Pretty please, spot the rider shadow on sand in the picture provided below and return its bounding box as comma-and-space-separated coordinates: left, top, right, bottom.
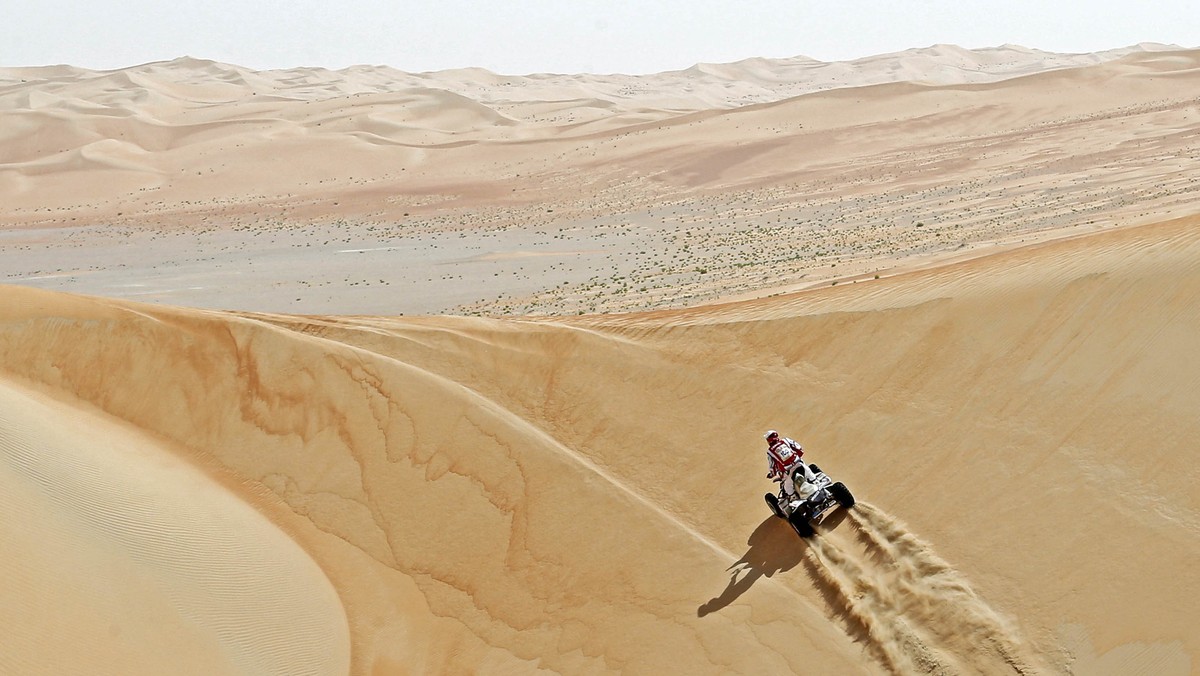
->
697, 508, 853, 618
697, 516, 807, 617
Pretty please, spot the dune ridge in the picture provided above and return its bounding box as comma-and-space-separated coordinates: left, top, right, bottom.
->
3, 42, 1175, 115
0, 287, 866, 673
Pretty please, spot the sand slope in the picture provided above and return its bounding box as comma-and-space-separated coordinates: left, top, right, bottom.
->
0, 377, 349, 675
2, 212, 1197, 673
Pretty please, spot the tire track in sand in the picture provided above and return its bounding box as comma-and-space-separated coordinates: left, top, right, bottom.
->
804, 502, 1050, 675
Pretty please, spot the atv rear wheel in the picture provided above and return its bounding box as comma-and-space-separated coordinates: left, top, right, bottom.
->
764, 492, 785, 519
830, 482, 855, 508
788, 511, 815, 538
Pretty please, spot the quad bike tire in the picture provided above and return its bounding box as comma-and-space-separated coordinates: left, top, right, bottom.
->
830, 481, 855, 508
764, 492, 785, 519
808, 463, 822, 474
788, 511, 815, 538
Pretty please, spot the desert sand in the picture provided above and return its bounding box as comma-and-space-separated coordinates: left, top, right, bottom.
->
1, 45, 1198, 674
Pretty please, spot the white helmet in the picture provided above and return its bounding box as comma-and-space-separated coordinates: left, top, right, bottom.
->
764, 430, 779, 441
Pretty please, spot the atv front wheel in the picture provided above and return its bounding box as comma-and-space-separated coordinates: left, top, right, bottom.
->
830, 482, 855, 508
764, 492, 785, 519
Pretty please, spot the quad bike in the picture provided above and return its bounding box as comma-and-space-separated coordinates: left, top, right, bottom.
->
764, 464, 855, 538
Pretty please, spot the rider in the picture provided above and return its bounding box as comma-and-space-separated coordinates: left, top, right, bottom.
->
765, 430, 806, 501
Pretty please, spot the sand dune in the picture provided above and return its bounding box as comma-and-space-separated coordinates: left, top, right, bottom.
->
2, 210, 1198, 673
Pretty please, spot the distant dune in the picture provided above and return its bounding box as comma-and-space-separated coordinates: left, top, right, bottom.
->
1, 44, 1198, 674
3, 44, 1198, 316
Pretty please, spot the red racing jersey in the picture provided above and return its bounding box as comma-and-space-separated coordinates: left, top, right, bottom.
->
767, 438, 804, 475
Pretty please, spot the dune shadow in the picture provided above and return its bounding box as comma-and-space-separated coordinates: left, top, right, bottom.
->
697, 516, 806, 617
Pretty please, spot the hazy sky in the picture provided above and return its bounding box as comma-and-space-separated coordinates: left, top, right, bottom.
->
3, 0, 1197, 74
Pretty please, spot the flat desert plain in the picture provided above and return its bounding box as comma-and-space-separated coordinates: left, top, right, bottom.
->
1, 45, 1198, 674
